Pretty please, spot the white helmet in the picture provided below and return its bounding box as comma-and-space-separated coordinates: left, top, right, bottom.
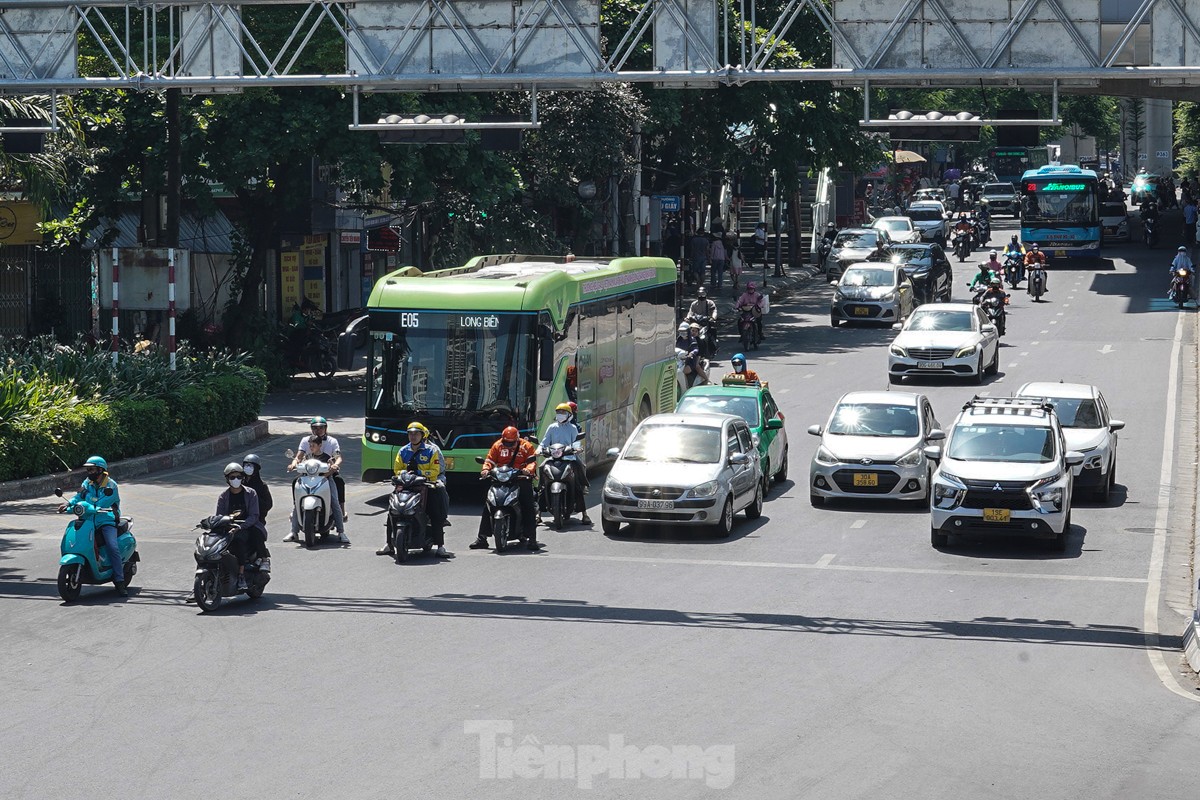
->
678, 322, 690, 334
223, 462, 244, 477
989, 250, 997, 257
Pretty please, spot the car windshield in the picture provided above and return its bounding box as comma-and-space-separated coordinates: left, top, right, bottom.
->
842, 268, 895, 288
875, 219, 911, 232
1023, 181, 1097, 223
891, 248, 930, 264
906, 309, 974, 331
621, 424, 723, 464
1044, 397, 1101, 428
835, 232, 876, 248
907, 208, 943, 221
947, 424, 1056, 463
983, 183, 1014, 195
828, 403, 920, 437
676, 395, 761, 427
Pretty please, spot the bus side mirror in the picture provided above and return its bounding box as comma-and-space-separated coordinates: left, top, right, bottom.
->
337, 332, 356, 372
539, 336, 556, 382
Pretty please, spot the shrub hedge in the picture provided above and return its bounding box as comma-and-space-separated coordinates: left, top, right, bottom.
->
0, 337, 268, 482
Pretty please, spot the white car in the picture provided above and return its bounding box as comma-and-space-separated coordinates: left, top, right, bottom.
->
1100, 201, 1131, 242
1015, 382, 1125, 501
913, 188, 947, 205
906, 201, 950, 244
830, 262, 915, 327
601, 413, 764, 537
927, 396, 1084, 551
807, 391, 944, 506
871, 216, 923, 244
887, 303, 1000, 384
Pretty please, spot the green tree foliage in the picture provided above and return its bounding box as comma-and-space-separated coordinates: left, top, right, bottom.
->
1175, 102, 1200, 178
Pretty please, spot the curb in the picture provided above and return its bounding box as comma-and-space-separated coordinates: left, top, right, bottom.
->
0, 420, 270, 504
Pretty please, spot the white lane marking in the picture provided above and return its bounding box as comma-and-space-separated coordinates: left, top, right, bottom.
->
1031, 341, 1040, 345
1056, 312, 1064, 316
538, 553, 1147, 584
1050, 320, 1058, 325
803, 373, 814, 379
1009, 363, 1019, 368
1063, 303, 1071, 308
850, 520, 866, 529
1099, 344, 1114, 355
776, 388, 791, 394
815, 553, 836, 567
1021, 352, 1030, 356
1040, 330, 1049, 334
1143, 311, 1199, 701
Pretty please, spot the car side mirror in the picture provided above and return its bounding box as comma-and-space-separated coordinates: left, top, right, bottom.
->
475, 456, 486, 464
766, 418, 783, 431
1065, 451, 1085, 468
53, 487, 63, 497
922, 445, 942, 462
606, 447, 621, 459
729, 452, 750, 466
807, 424, 822, 436
927, 428, 946, 441
285, 449, 295, 459
1109, 420, 1125, 432
981, 324, 997, 334
829, 280, 839, 287
526, 435, 539, 445
891, 322, 903, 330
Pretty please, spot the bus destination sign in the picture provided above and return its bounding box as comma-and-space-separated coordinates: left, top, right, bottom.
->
1028, 181, 1087, 192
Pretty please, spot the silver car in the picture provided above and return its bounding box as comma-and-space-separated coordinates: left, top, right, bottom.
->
602, 413, 764, 537
830, 262, 915, 327
1015, 382, 1125, 502
807, 391, 944, 506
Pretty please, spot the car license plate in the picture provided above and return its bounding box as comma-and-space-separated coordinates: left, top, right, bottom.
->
983, 508, 1011, 523
853, 473, 878, 487
853, 307, 871, 316
917, 361, 943, 370
1055, 249, 1067, 258
637, 500, 675, 510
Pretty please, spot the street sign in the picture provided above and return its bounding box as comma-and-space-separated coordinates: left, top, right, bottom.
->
1156, 150, 1170, 159
655, 195, 681, 212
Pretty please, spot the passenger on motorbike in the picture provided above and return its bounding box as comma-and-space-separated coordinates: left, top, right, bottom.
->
675, 322, 709, 386
241, 454, 273, 524
1023, 244, 1049, 292
378, 422, 450, 557
471, 427, 540, 551
725, 353, 761, 385
59, 455, 127, 595
735, 282, 767, 341
288, 416, 347, 522
539, 403, 591, 525
216, 462, 271, 589
283, 435, 347, 543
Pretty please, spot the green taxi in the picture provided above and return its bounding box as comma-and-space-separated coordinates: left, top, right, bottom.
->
675, 377, 789, 493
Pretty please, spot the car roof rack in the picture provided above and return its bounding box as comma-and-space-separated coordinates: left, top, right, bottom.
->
962, 395, 1056, 416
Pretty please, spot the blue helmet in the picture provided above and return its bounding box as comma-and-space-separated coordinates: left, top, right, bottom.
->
83, 455, 108, 470
731, 353, 747, 370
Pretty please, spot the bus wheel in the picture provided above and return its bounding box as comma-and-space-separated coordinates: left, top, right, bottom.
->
638, 396, 652, 421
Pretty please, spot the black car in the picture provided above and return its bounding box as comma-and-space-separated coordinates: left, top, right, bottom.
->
825, 228, 891, 279
888, 243, 953, 305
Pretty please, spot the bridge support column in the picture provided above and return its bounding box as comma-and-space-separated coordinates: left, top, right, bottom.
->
1145, 99, 1174, 177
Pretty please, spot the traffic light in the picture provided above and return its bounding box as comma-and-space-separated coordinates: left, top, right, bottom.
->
377, 114, 466, 144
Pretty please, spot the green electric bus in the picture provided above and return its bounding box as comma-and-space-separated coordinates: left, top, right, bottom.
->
361, 254, 680, 481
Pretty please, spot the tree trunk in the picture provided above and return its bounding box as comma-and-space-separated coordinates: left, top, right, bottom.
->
226, 188, 278, 346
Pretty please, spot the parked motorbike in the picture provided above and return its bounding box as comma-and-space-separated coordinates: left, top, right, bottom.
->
736, 303, 761, 350
538, 434, 586, 531
286, 322, 337, 379
386, 470, 434, 563
476, 459, 530, 552
1169, 267, 1193, 309
192, 513, 270, 612
1027, 264, 1047, 302
53, 488, 139, 601
286, 450, 337, 547
685, 314, 719, 359
953, 231, 972, 262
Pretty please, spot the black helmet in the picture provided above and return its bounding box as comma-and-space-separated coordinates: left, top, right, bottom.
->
242, 454, 262, 467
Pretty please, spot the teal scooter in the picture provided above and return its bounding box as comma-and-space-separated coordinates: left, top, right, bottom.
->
53, 488, 140, 601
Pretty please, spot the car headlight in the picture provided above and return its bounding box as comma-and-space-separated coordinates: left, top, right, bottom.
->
815, 446, 839, 466
1083, 455, 1103, 470
954, 344, 978, 358
1030, 473, 1066, 512
833, 290, 846, 301
889, 344, 907, 357
879, 292, 896, 303
689, 481, 719, 498
932, 482, 965, 509
603, 477, 627, 497
896, 448, 923, 467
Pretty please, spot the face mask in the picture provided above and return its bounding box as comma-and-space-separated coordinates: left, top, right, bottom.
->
555, 413, 569, 423
243, 464, 256, 475
228, 478, 243, 489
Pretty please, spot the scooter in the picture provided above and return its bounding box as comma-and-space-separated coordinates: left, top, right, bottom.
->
1027, 264, 1047, 302
287, 450, 336, 547
386, 470, 434, 563
538, 434, 586, 531
685, 314, 719, 359
737, 304, 760, 350
980, 293, 1007, 336
192, 513, 270, 612
675, 347, 711, 390
1003, 253, 1024, 287
476, 459, 531, 552
53, 488, 139, 601
953, 231, 972, 261
1143, 214, 1159, 247
1169, 267, 1193, 308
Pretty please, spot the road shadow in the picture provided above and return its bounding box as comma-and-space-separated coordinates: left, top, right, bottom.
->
933, 521, 1088, 560
603, 513, 772, 545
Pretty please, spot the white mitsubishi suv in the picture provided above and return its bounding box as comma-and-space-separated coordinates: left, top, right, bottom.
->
925, 396, 1084, 551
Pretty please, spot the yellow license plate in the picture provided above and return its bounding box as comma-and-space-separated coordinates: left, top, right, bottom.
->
1055, 249, 1067, 258
983, 508, 1011, 523
853, 473, 878, 487
853, 307, 871, 316
444, 456, 455, 470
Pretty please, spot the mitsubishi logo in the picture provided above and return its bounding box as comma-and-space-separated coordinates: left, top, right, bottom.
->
992, 483, 1003, 491
860, 458, 873, 466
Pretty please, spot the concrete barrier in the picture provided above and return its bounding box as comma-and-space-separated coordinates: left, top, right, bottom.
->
0, 419, 270, 503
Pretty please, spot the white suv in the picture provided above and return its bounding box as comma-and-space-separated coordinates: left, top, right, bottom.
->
926, 396, 1084, 551
1015, 382, 1124, 502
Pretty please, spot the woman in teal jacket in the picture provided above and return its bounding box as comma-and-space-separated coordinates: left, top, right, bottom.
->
60, 455, 127, 594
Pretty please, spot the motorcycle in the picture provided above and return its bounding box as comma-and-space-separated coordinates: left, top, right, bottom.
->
675, 346, 711, 389
286, 322, 337, 379
685, 314, 718, 359
817, 235, 835, 271
386, 470, 434, 563
476, 459, 531, 552
1169, 267, 1193, 308
980, 293, 1007, 336
53, 488, 139, 601
1143, 214, 1159, 247
191, 513, 270, 612
953, 230, 972, 261
538, 434, 586, 531
1027, 263, 1047, 302
737, 303, 761, 350
287, 450, 337, 547
1003, 253, 1024, 287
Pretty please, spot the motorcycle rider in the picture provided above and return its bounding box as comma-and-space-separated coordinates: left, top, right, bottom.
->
969, 259, 1002, 292
979, 278, 1008, 331
287, 416, 347, 522
216, 462, 271, 590
1003, 235, 1026, 284
725, 353, 761, 385
470, 426, 540, 551
283, 434, 348, 544
985, 249, 1004, 280
675, 322, 709, 386
241, 454, 273, 524
1023, 243, 1049, 293
687, 287, 719, 355
735, 281, 767, 342
59, 455, 127, 596
538, 402, 592, 525
379, 422, 451, 558
1170, 245, 1195, 298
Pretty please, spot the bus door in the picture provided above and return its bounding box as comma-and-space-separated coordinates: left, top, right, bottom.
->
577, 297, 619, 459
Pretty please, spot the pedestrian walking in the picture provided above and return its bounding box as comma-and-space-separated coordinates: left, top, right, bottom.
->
1186, 197, 1199, 246
687, 229, 709, 285
709, 235, 727, 290
752, 222, 768, 271
728, 240, 744, 291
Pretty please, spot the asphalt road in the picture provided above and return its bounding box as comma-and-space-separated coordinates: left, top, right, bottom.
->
3, 218, 1200, 799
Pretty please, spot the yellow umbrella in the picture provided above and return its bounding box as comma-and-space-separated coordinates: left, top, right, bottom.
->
892, 149, 926, 164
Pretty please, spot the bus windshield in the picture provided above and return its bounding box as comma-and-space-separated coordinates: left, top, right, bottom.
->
1023, 181, 1097, 224
367, 313, 535, 420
